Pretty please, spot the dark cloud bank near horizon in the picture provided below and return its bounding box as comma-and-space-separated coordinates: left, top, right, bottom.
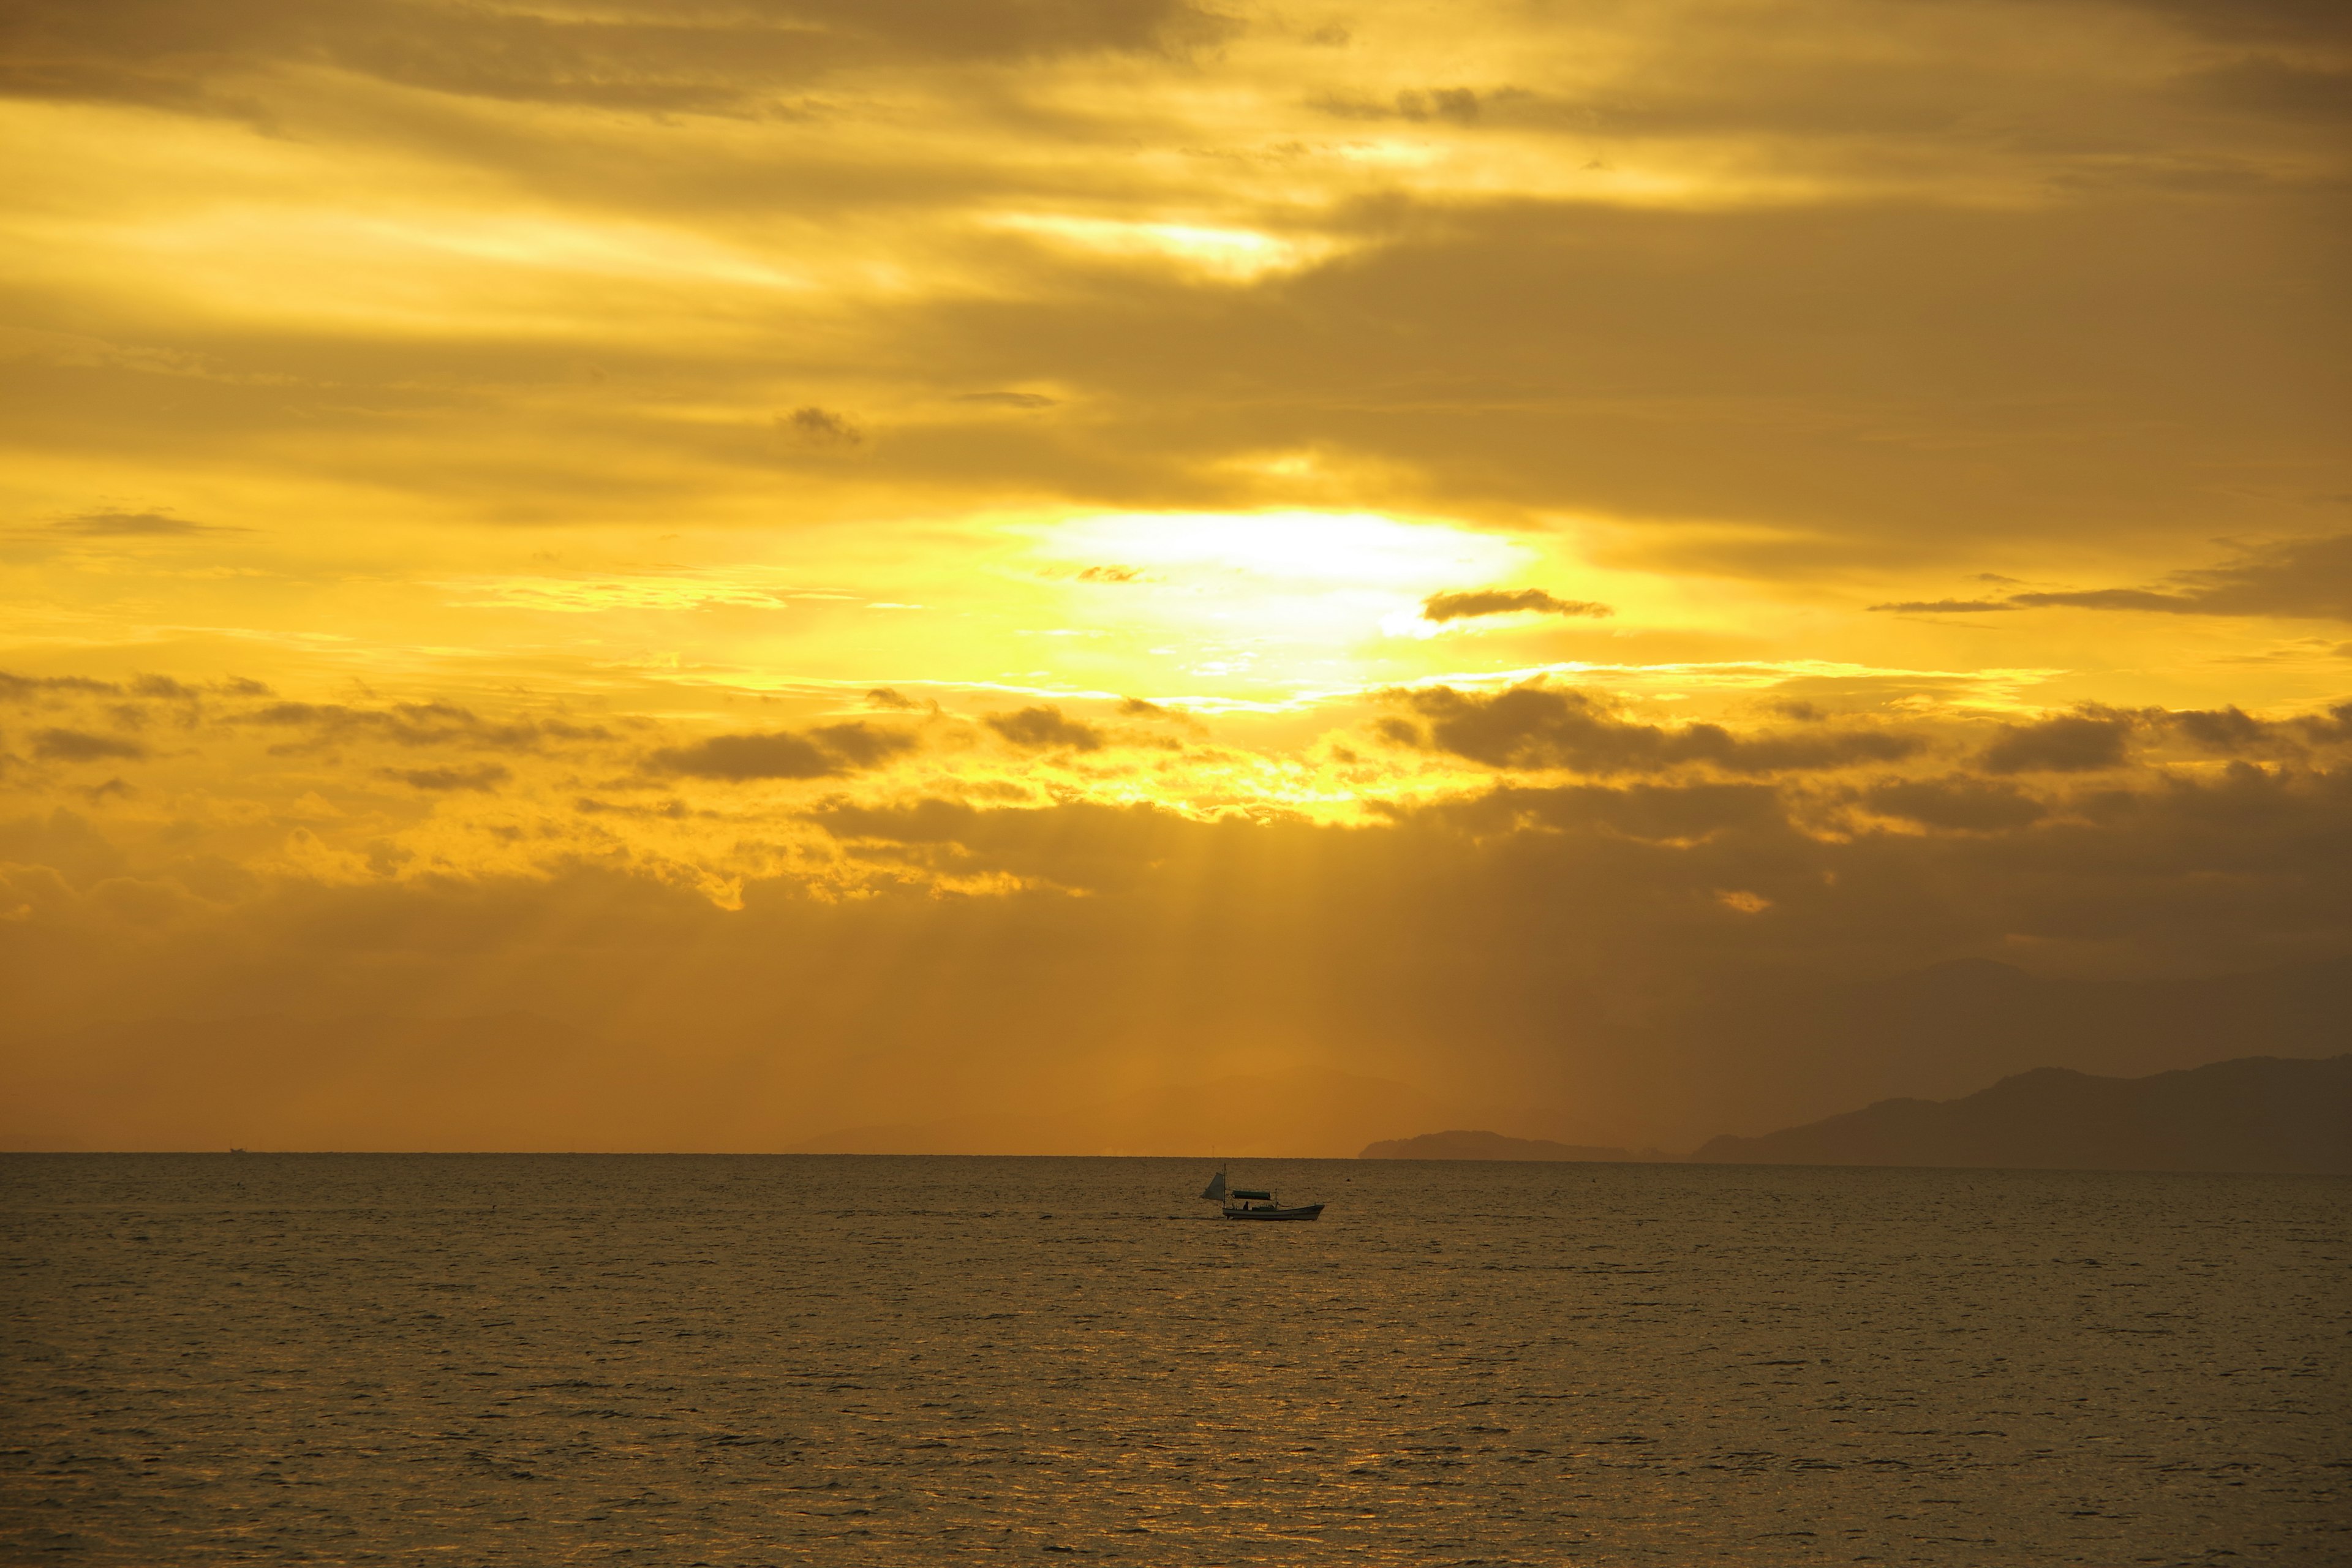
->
6, 728, 2351, 1153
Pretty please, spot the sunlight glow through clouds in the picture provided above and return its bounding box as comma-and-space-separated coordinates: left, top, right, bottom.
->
1044, 510, 1528, 588
989, 214, 1340, 280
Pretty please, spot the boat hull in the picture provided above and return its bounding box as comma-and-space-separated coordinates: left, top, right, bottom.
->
1222, 1204, 1324, 1221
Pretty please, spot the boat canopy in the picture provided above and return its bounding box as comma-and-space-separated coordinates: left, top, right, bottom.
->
1231, 1189, 1273, 1200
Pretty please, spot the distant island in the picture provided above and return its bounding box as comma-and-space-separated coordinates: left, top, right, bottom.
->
1362, 1055, 2351, 1174
1691, 1054, 2351, 1174
1359, 1129, 1646, 1162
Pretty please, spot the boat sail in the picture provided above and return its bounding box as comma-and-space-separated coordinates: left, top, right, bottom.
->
1198, 1165, 1323, 1221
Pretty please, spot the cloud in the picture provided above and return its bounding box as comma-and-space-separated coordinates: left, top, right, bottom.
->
1877, 536, 2352, 624
31, 728, 148, 763
1858, 775, 2049, 832
2160, 699, 2352, 756
1077, 565, 1141, 582
2120, 0, 2352, 43
4, 692, 2351, 1153
1314, 86, 1485, 126
2302, 701, 2352, 744
2035, 534, 2352, 621
780, 406, 864, 449
1978, 709, 2138, 774
956, 391, 1059, 408
45, 510, 218, 537
1405, 780, 1786, 842
246, 700, 610, 753
379, 764, 511, 793
647, 722, 916, 780
1422, 589, 1613, 623
0, 672, 124, 701
1384, 684, 1919, 775
2182, 58, 2352, 122
2167, 706, 2286, 756
984, 705, 1106, 752
0, 0, 1235, 115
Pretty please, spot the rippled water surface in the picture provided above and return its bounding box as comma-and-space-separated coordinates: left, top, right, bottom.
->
3, 1155, 2346, 1564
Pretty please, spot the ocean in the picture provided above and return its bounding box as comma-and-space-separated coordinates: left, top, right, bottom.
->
3, 1155, 2344, 1564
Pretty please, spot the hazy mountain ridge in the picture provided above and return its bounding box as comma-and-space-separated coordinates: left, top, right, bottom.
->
1646, 956, 2352, 1146
1691, 1054, 2352, 1174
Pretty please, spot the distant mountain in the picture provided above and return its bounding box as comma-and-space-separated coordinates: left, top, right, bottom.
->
1638, 956, 2352, 1149
1692, 1054, 2352, 1174
1359, 1130, 1642, 1161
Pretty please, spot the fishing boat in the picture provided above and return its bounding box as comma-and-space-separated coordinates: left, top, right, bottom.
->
1199, 1166, 1324, 1221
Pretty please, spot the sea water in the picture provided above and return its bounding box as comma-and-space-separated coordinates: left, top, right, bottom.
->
2, 1155, 2344, 1564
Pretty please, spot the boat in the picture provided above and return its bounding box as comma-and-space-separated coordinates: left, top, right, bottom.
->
1200, 1166, 1324, 1221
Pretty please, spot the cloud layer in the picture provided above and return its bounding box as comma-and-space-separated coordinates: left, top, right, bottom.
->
2, 0, 2347, 1151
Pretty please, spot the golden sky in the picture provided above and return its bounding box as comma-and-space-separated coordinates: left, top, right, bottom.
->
3, 0, 2349, 1152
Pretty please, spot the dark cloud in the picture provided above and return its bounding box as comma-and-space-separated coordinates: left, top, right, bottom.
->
246, 700, 610, 753
1421, 588, 1613, 622
1404, 780, 1787, 842
2117, 0, 2352, 43
2167, 706, 2291, 756
1077, 565, 1140, 582
1859, 775, 2049, 832
1885, 536, 2352, 624
805, 720, 920, 769
1979, 709, 2138, 774
575, 795, 691, 819
2010, 588, 2209, 612
0, 672, 123, 701
0, 0, 1235, 115
5, 745, 2351, 1150
865, 687, 922, 709
885, 191, 2345, 570
647, 721, 916, 780
2041, 534, 2352, 622
31, 729, 148, 763
650, 731, 831, 780
45, 510, 217, 537
2182, 58, 2352, 122
1385, 684, 1920, 775
1, 671, 268, 707
2302, 701, 2352, 744
984, 705, 1105, 752
955, 391, 1059, 408
379, 763, 511, 793
780, 405, 863, 448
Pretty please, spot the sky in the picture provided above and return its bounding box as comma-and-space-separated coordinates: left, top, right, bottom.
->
2, 0, 2348, 1152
